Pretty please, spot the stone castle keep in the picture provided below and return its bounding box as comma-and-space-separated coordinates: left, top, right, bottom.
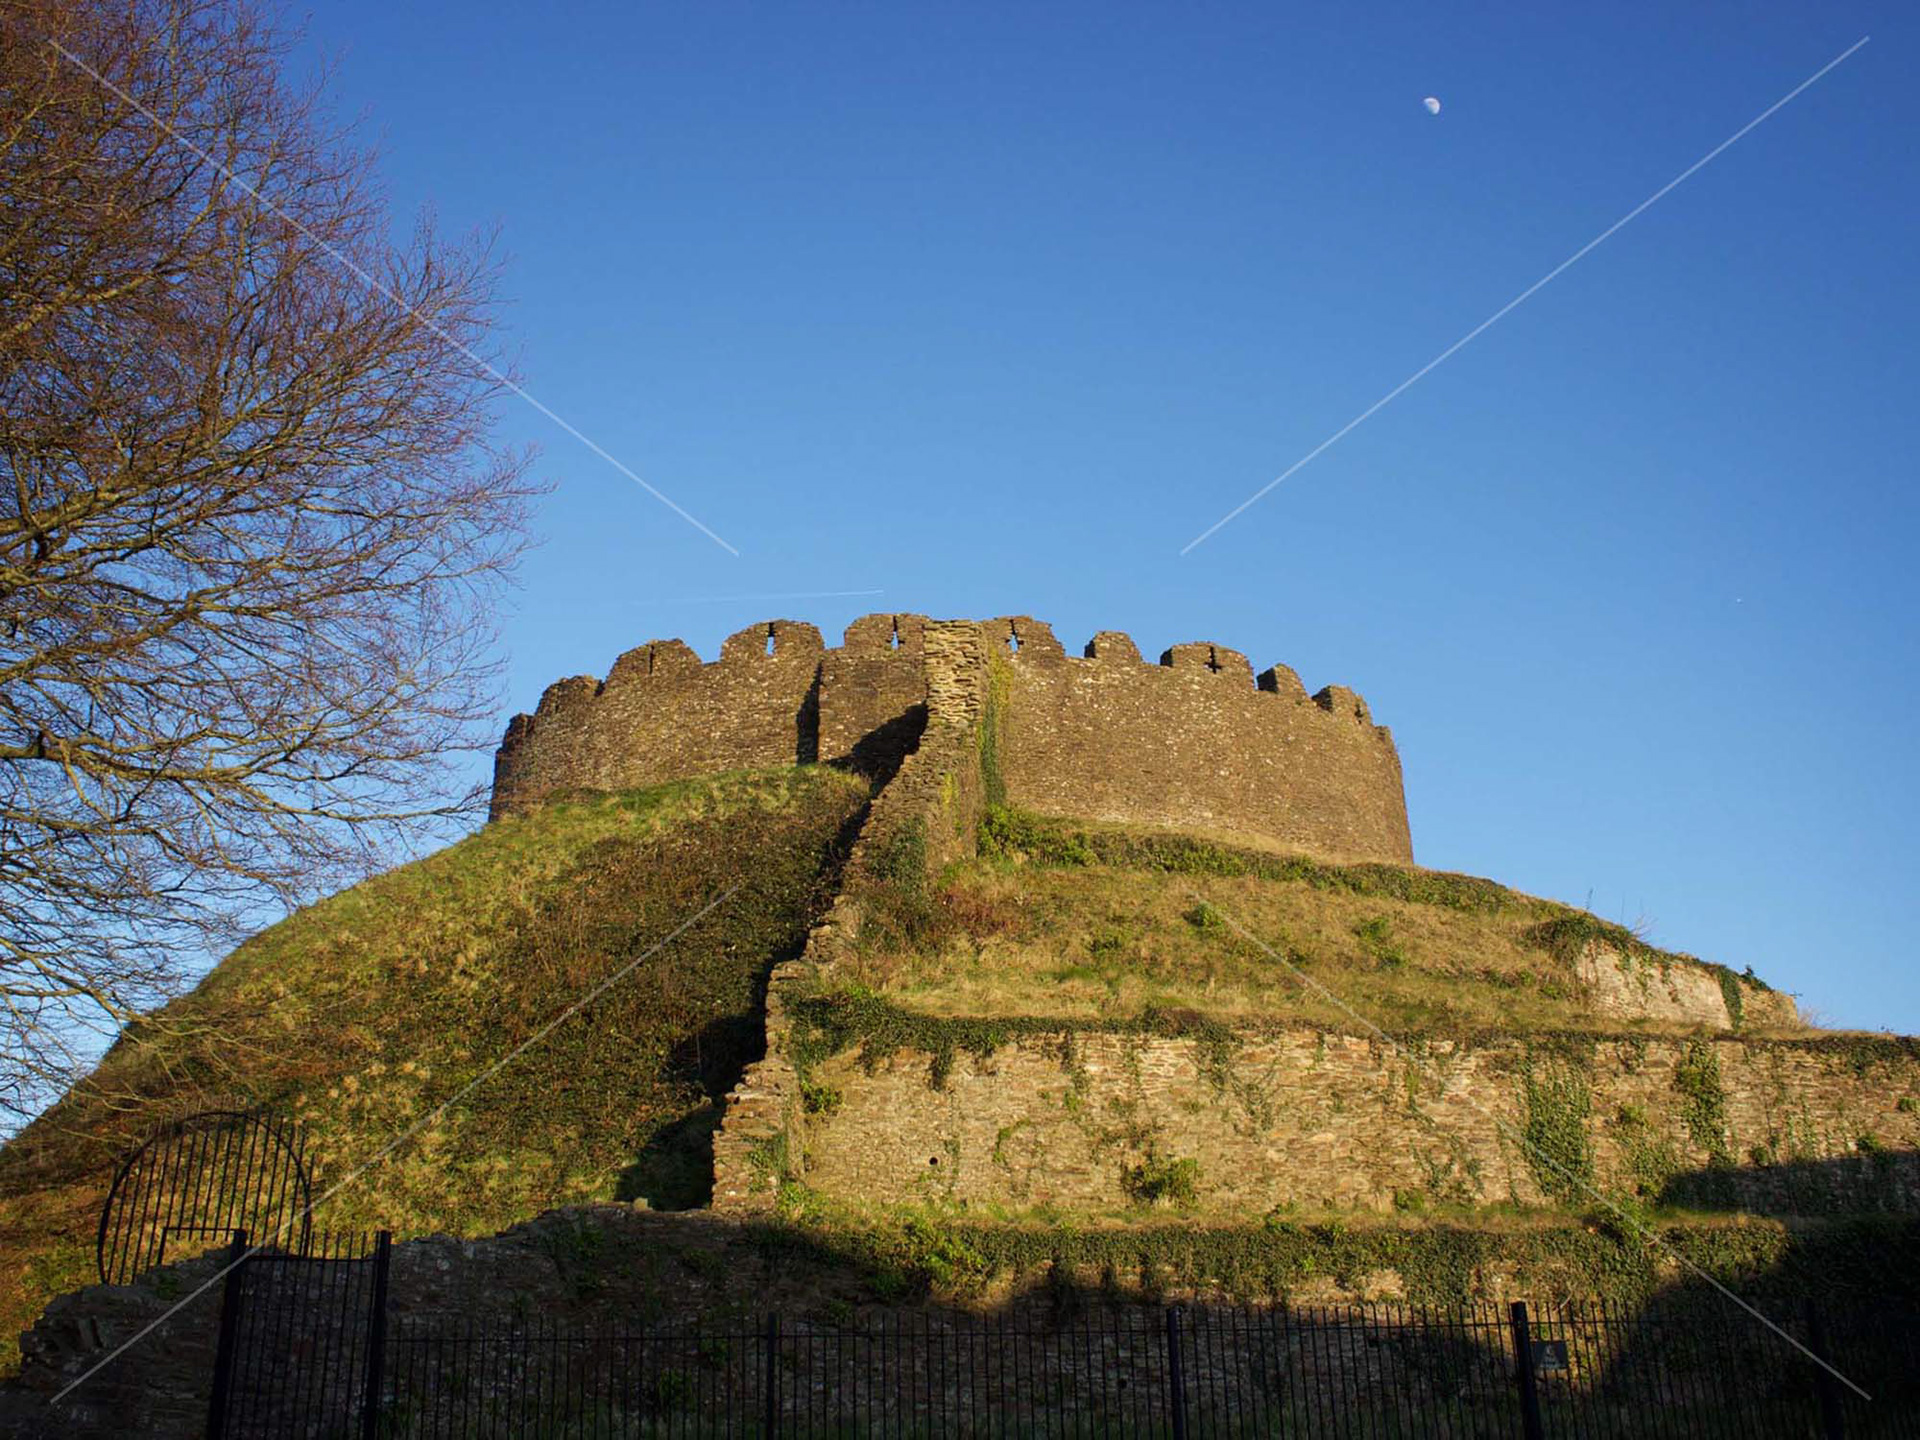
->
496, 612, 1920, 1220
491, 612, 1413, 864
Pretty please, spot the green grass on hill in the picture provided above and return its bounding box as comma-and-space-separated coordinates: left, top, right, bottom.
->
0, 766, 868, 1373
842, 807, 1793, 1041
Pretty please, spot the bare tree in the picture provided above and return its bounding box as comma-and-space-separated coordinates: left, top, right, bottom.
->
0, 0, 539, 1124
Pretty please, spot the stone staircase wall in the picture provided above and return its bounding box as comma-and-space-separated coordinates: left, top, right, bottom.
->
711, 621, 991, 1212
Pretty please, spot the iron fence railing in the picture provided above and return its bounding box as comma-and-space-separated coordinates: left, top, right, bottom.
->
368, 1300, 1917, 1439
205, 1247, 1919, 1439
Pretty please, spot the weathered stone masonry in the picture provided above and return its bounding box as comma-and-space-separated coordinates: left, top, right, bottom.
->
500, 611, 1408, 1214
710, 620, 993, 1209
793, 1029, 1920, 1217
491, 613, 1412, 866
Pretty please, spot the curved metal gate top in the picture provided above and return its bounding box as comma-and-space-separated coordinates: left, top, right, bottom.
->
96, 1109, 312, 1284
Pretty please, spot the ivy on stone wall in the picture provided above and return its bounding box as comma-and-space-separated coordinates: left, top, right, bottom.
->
787, 987, 1239, 1094
1674, 1041, 1733, 1166
756, 1199, 1920, 1309
1122, 1152, 1202, 1208
1609, 1104, 1681, 1201
1519, 1056, 1596, 1204
1717, 970, 1746, 1030
977, 654, 1012, 810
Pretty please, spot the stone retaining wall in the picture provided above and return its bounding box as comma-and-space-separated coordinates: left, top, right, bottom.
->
795, 1028, 1920, 1217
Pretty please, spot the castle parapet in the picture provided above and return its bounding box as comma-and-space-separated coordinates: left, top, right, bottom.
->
1083, 631, 1142, 663
489, 613, 1413, 863
489, 620, 824, 819
983, 624, 1410, 863
817, 615, 933, 781
718, 620, 823, 664
984, 615, 1066, 660
1257, 664, 1308, 701
840, 613, 926, 655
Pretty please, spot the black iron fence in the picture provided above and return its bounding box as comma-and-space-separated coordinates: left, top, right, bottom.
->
207, 1243, 1919, 1438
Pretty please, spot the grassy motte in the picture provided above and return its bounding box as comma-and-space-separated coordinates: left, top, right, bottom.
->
844, 809, 1795, 1041
0, 767, 867, 1373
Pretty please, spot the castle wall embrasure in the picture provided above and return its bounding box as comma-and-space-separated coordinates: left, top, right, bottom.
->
490, 613, 1412, 864
816, 613, 930, 783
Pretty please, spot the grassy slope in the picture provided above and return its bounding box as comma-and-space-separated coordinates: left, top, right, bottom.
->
773, 810, 1920, 1310
6, 785, 1902, 1376
840, 809, 1798, 1040
0, 766, 868, 1372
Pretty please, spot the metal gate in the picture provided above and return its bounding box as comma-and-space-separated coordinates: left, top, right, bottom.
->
96, 1109, 312, 1284
207, 1229, 392, 1440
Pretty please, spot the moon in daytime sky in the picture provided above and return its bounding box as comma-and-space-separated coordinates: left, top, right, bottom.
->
1423, 96, 1441, 115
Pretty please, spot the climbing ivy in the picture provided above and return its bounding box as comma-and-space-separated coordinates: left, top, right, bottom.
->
747, 1204, 1920, 1308
977, 654, 1012, 810
1716, 969, 1746, 1030
1122, 1152, 1201, 1208
1609, 1104, 1680, 1201
1674, 1040, 1733, 1166
1519, 1056, 1595, 1204
788, 988, 1239, 1093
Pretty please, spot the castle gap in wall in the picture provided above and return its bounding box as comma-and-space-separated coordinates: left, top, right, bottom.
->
490, 613, 1414, 865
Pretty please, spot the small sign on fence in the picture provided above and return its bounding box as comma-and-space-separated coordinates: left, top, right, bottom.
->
1530, 1338, 1570, 1373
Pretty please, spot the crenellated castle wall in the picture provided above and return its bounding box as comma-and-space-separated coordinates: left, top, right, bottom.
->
490, 613, 1412, 865
974, 616, 1412, 864
489, 621, 826, 818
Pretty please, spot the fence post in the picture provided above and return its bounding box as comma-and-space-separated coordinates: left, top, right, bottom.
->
1803, 1300, 1847, 1440
360, 1231, 392, 1440
205, 1228, 249, 1440
1509, 1301, 1544, 1440
1165, 1305, 1188, 1440
763, 1310, 780, 1438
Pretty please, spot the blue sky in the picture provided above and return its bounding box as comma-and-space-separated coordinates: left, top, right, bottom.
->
296, 2, 1915, 1032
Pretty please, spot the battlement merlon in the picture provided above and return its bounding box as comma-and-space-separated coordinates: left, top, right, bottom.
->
487, 613, 1412, 864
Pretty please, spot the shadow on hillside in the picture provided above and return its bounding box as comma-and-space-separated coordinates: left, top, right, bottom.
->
9, 1194, 1920, 1439
617, 792, 877, 1214
738, 1209, 1920, 1433
616, 1105, 724, 1210
1569, 1208, 1920, 1432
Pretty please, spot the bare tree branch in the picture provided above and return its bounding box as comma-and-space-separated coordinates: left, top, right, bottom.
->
0, 0, 541, 1125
